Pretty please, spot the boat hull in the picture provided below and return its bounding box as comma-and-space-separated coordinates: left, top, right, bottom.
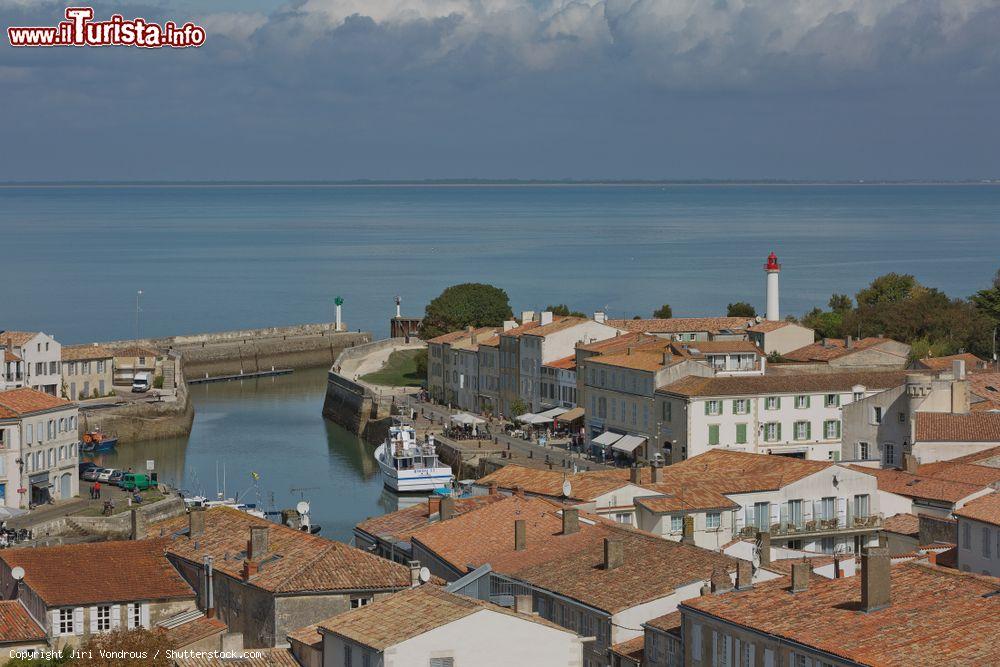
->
81, 437, 117, 452
374, 443, 454, 493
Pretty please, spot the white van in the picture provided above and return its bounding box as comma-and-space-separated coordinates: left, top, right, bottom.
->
132, 372, 151, 393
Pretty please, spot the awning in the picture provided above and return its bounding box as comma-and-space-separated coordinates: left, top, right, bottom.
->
536, 407, 567, 420
451, 412, 485, 425
516, 412, 540, 424
592, 431, 624, 447
612, 434, 647, 454
555, 406, 585, 423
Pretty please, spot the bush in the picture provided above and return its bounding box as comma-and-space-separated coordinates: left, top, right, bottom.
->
420, 283, 513, 340
154, 375, 164, 389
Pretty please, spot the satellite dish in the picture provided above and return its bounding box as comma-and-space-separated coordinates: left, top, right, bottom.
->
11, 566, 25, 581
419, 567, 431, 583
296, 501, 310, 515
755, 315, 763, 323
562, 480, 572, 497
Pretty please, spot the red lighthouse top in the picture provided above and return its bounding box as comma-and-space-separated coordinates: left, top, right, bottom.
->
765, 252, 780, 271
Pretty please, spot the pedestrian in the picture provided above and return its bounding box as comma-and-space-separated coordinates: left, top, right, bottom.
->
94, 481, 101, 499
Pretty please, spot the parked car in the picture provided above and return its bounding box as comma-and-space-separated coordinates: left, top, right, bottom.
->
108, 470, 125, 486
82, 467, 103, 482
120, 473, 155, 492
132, 372, 151, 393
96, 468, 115, 482
79, 461, 99, 477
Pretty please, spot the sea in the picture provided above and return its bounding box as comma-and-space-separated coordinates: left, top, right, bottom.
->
2, 183, 998, 538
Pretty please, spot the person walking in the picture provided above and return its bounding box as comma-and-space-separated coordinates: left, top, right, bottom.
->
94, 481, 101, 499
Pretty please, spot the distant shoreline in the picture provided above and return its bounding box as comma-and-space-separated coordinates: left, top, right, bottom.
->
1, 180, 998, 189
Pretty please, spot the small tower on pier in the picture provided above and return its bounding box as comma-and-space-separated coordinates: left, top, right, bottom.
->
765, 252, 780, 321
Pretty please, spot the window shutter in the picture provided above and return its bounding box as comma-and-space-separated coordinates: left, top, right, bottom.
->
736, 423, 747, 444
50, 609, 60, 635
764, 648, 774, 667
769, 503, 779, 528
705, 402, 710, 415
837, 497, 847, 528
111, 604, 121, 629
711, 630, 718, 666
835, 421, 841, 438
776, 423, 782, 441
805, 395, 811, 408
709, 425, 720, 446
90, 606, 98, 633
692, 624, 703, 660
126, 604, 136, 630
776, 397, 781, 409
140, 603, 149, 629
806, 421, 812, 439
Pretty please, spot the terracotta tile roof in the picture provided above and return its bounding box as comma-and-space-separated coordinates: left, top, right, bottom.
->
522, 316, 589, 337
0, 331, 41, 346
113, 346, 161, 358
916, 461, 1000, 487
475, 465, 631, 502
610, 635, 644, 662
848, 466, 989, 504
915, 353, 988, 372
645, 610, 682, 635
781, 337, 904, 363
747, 320, 796, 333
4, 350, 21, 363
0, 387, 74, 418
586, 349, 675, 372
576, 332, 654, 353
635, 450, 833, 495
477, 335, 500, 347
951, 445, 1000, 467
355, 494, 504, 543
671, 340, 761, 355
499, 321, 541, 337
0, 539, 194, 607
968, 373, 1000, 411
681, 561, 1000, 666
658, 370, 908, 397
607, 318, 750, 334
882, 513, 920, 536
286, 623, 323, 648
317, 585, 573, 651
635, 489, 739, 513
543, 355, 577, 370
154, 507, 411, 594
953, 493, 1000, 526
174, 648, 299, 667
162, 615, 227, 648
915, 412, 1000, 443
449, 327, 501, 351
0, 600, 45, 644
426, 329, 475, 344
61, 344, 114, 361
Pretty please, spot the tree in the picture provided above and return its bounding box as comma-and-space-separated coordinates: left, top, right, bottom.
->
510, 399, 528, 418
855, 273, 918, 307
828, 293, 853, 313
971, 268, 1000, 327
802, 307, 845, 339
78, 628, 175, 667
726, 302, 756, 317
545, 304, 586, 318
652, 304, 672, 319
414, 349, 428, 380
420, 283, 513, 340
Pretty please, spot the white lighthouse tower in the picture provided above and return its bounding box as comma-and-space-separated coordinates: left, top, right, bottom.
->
765, 252, 780, 321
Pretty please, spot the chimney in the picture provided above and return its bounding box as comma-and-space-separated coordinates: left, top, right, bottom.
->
650, 462, 662, 484
188, 508, 205, 538
203, 556, 215, 618
594, 311, 607, 324
755, 531, 771, 569
953, 359, 966, 380
440, 496, 456, 521
822, 338, 830, 348
513, 485, 525, 499
681, 515, 696, 545
520, 311, 535, 324
514, 519, 527, 551
562, 508, 579, 535
951, 376, 970, 414
846, 335, 854, 349
540, 311, 553, 326
630, 465, 641, 484
242, 560, 259, 581
902, 453, 919, 474
861, 547, 891, 612
248, 525, 269, 562
408, 561, 421, 588
428, 496, 442, 517
661, 351, 672, 365
710, 567, 733, 594
736, 559, 753, 591
833, 553, 844, 579
503, 320, 517, 332
487, 481, 499, 495
791, 561, 810, 593
603, 538, 624, 570
515, 595, 533, 615
130, 509, 145, 541
471, 331, 478, 345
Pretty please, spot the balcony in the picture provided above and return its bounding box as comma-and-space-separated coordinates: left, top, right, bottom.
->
738, 504, 883, 540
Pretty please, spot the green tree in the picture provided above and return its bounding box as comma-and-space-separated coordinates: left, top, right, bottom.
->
726, 302, 756, 317
510, 399, 528, 418
652, 304, 673, 319
828, 293, 853, 313
545, 304, 586, 318
420, 283, 513, 340
413, 349, 428, 380
971, 268, 1000, 326
856, 273, 918, 307
802, 307, 845, 339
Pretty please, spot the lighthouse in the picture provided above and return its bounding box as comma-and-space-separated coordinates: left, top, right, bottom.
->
765, 252, 780, 321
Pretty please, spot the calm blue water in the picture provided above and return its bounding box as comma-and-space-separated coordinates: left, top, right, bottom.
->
2, 184, 998, 343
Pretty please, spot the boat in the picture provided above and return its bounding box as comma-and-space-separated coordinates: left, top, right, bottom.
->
374, 423, 454, 493
182, 493, 266, 519
81, 428, 118, 451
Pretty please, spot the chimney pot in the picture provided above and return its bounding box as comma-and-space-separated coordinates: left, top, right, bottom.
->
242, 560, 259, 581
861, 547, 891, 612
514, 519, 527, 551
902, 453, 919, 474
440, 496, 456, 521
603, 538, 624, 570
562, 508, 579, 535
791, 561, 810, 592
681, 515, 696, 546
650, 463, 662, 484
428, 496, 442, 518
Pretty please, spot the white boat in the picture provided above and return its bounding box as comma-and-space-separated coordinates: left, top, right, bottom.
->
183, 493, 266, 519
375, 424, 454, 492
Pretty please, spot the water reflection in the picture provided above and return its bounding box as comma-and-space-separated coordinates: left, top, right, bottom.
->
88, 366, 398, 542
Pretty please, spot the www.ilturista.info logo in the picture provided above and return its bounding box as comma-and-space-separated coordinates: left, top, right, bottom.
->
8, 7, 205, 48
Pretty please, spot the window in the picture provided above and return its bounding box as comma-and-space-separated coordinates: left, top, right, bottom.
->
58, 608, 74, 635
362, 653, 372, 667
670, 515, 683, 532
962, 522, 971, 549
854, 494, 870, 519
983, 527, 991, 558
854, 391, 864, 402
764, 422, 781, 442
898, 411, 906, 423
787, 499, 802, 527
820, 497, 836, 520
794, 395, 810, 409
733, 399, 749, 415
793, 421, 810, 440
705, 400, 722, 416
706, 512, 721, 529
662, 401, 672, 422
884, 443, 895, 465
343, 645, 352, 667
708, 424, 720, 446
765, 396, 780, 410
429, 658, 455, 667
857, 441, 869, 460
821, 537, 835, 554
615, 512, 631, 524
735, 423, 748, 445
692, 624, 703, 661
350, 596, 373, 608
872, 406, 883, 424
824, 393, 839, 407
752, 502, 770, 530
824, 420, 840, 439
96, 605, 111, 632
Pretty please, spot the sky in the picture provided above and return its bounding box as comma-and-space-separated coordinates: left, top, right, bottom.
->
2, 0, 1000, 181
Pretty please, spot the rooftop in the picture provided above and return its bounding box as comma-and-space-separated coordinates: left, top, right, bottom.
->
576, 332, 655, 354
449, 327, 502, 351
681, 561, 1000, 666
607, 317, 751, 334
848, 466, 990, 504
154, 507, 412, 594
0, 539, 193, 607
634, 488, 740, 513
953, 493, 1000, 527
915, 353, 989, 372
475, 465, 632, 502
915, 412, 1000, 443
747, 320, 798, 333
498, 320, 541, 338
0, 331, 42, 346
637, 449, 834, 495
658, 370, 908, 397
113, 345, 161, 358
174, 648, 298, 667
522, 316, 589, 337
781, 337, 904, 363
0, 387, 74, 418
585, 349, 677, 372
610, 635, 644, 663
61, 344, 114, 361
645, 610, 682, 636
915, 460, 1000, 487
543, 355, 577, 370
355, 494, 504, 544
951, 444, 1000, 467
969, 373, 1000, 411
882, 513, 920, 536
316, 585, 572, 651
162, 615, 228, 648
0, 600, 46, 644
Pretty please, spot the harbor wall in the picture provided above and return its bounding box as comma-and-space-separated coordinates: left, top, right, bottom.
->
23, 494, 186, 546
322, 338, 408, 444
102, 323, 371, 377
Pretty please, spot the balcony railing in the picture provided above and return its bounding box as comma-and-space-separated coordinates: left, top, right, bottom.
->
738, 505, 883, 539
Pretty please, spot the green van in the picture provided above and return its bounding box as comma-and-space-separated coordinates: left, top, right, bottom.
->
121, 473, 155, 491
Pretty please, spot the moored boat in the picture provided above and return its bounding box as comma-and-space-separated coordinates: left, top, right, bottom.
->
81, 428, 118, 451
375, 423, 454, 493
